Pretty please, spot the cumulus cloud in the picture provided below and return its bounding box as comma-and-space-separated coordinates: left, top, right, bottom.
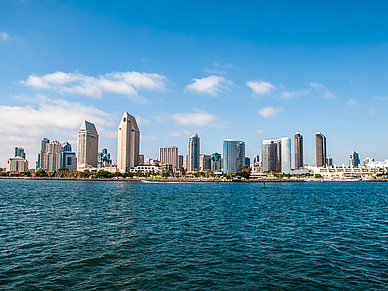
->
246, 80, 276, 95
258, 107, 283, 118
309, 82, 336, 99
135, 115, 150, 125
0, 95, 117, 167
280, 89, 309, 100
184, 75, 232, 96
21, 71, 167, 102
0, 31, 10, 41
171, 110, 227, 127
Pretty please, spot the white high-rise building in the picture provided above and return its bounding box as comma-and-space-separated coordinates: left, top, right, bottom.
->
159, 146, 179, 169
117, 112, 140, 173
43, 140, 62, 172
187, 134, 200, 172
77, 120, 99, 170
262, 137, 291, 174
279, 137, 291, 174
6, 157, 29, 172
223, 139, 245, 174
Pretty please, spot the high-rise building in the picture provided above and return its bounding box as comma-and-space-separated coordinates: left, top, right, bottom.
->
262, 139, 281, 173
262, 137, 291, 174
98, 148, 112, 168
316, 132, 327, 167
178, 154, 184, 169
326, 157, 333, 167
159, 146, 179, 169
253, 155, 260, 164
6, 157, 28, 172
117, 112, 140, 173
211, 153, 222, 173
14, 147, 26, 159
294, 132, 303, 170
77, 120, 99, 170
139, 154, 145, 165
61, 142, 76, 171
245, 157, 250, 166
349, 151, 360, 168
37, 138, 50, 169
223, 139, 245, 174
279, 137, 291, 174
200, 154, 212, 171
187, 134, 200, 172
43, 140, 62, 172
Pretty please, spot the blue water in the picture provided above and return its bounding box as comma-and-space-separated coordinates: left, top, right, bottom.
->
0, 180, 387, 290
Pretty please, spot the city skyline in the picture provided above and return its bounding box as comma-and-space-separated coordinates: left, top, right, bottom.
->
1, 1, 388, 167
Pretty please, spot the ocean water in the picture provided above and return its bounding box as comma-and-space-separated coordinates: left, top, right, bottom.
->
0, 179, 387, 290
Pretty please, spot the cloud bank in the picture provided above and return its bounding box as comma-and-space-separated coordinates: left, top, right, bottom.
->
21, 71, 167, 102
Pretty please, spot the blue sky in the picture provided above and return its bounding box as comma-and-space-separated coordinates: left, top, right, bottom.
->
1, 0, 387, 168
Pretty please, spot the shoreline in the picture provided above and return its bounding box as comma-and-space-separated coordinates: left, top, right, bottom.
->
1, 177, 387, 182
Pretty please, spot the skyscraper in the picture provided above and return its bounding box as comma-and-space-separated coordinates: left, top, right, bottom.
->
61, 142, 76, 171
200, 154, 212, 171
262, 137, 291, 174
279, 137, 291, 174
43, 140, 62, 172
245, 157, 251, 166
223, 139, 245, 174
14, 147, 26, 159
37, 138, 49, 169
77, 120, 99, 170
253, 155, 260, 164
316, 132, 327, 167
294, 132, 303, 170
159, 146, 179, 169
98, 148, 112, 168
211, 152, 222, 172
349, 151, 360, 168
178, 154, 184, 169
262, 139, 281, 173
187, 134, 200, 172
117, 112, 140, 173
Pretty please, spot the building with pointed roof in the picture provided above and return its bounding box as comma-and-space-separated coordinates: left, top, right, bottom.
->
117, 112, 140, 173
77, 120, 99, 170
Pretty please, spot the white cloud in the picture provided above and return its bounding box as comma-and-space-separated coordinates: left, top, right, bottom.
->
21, 71, 167, 102
135, 115, 150, 125
280, 89, 309, 100
369, 109, 377, 114
374, 96, 386, 101
246, 80, 276, 95
167, 131, 182, 137
0, 95, 117, 167
309, 82, 336, 99
0, 31, 10, 41
184, 75, 232, 96
171, 110, 227, 127
253, 129, 265, 134
183, 130, 192, 135
347, 98, 356, 106
258, 107, 283, 118
323, 90, 336, 99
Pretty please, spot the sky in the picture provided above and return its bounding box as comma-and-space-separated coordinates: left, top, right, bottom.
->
1, 0, 388, 168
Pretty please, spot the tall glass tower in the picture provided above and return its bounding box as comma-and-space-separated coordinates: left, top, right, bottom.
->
294, 132, 304, 170
187, 134, 200, 172
315, 132, 327, 167
223, 139, 245, 174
